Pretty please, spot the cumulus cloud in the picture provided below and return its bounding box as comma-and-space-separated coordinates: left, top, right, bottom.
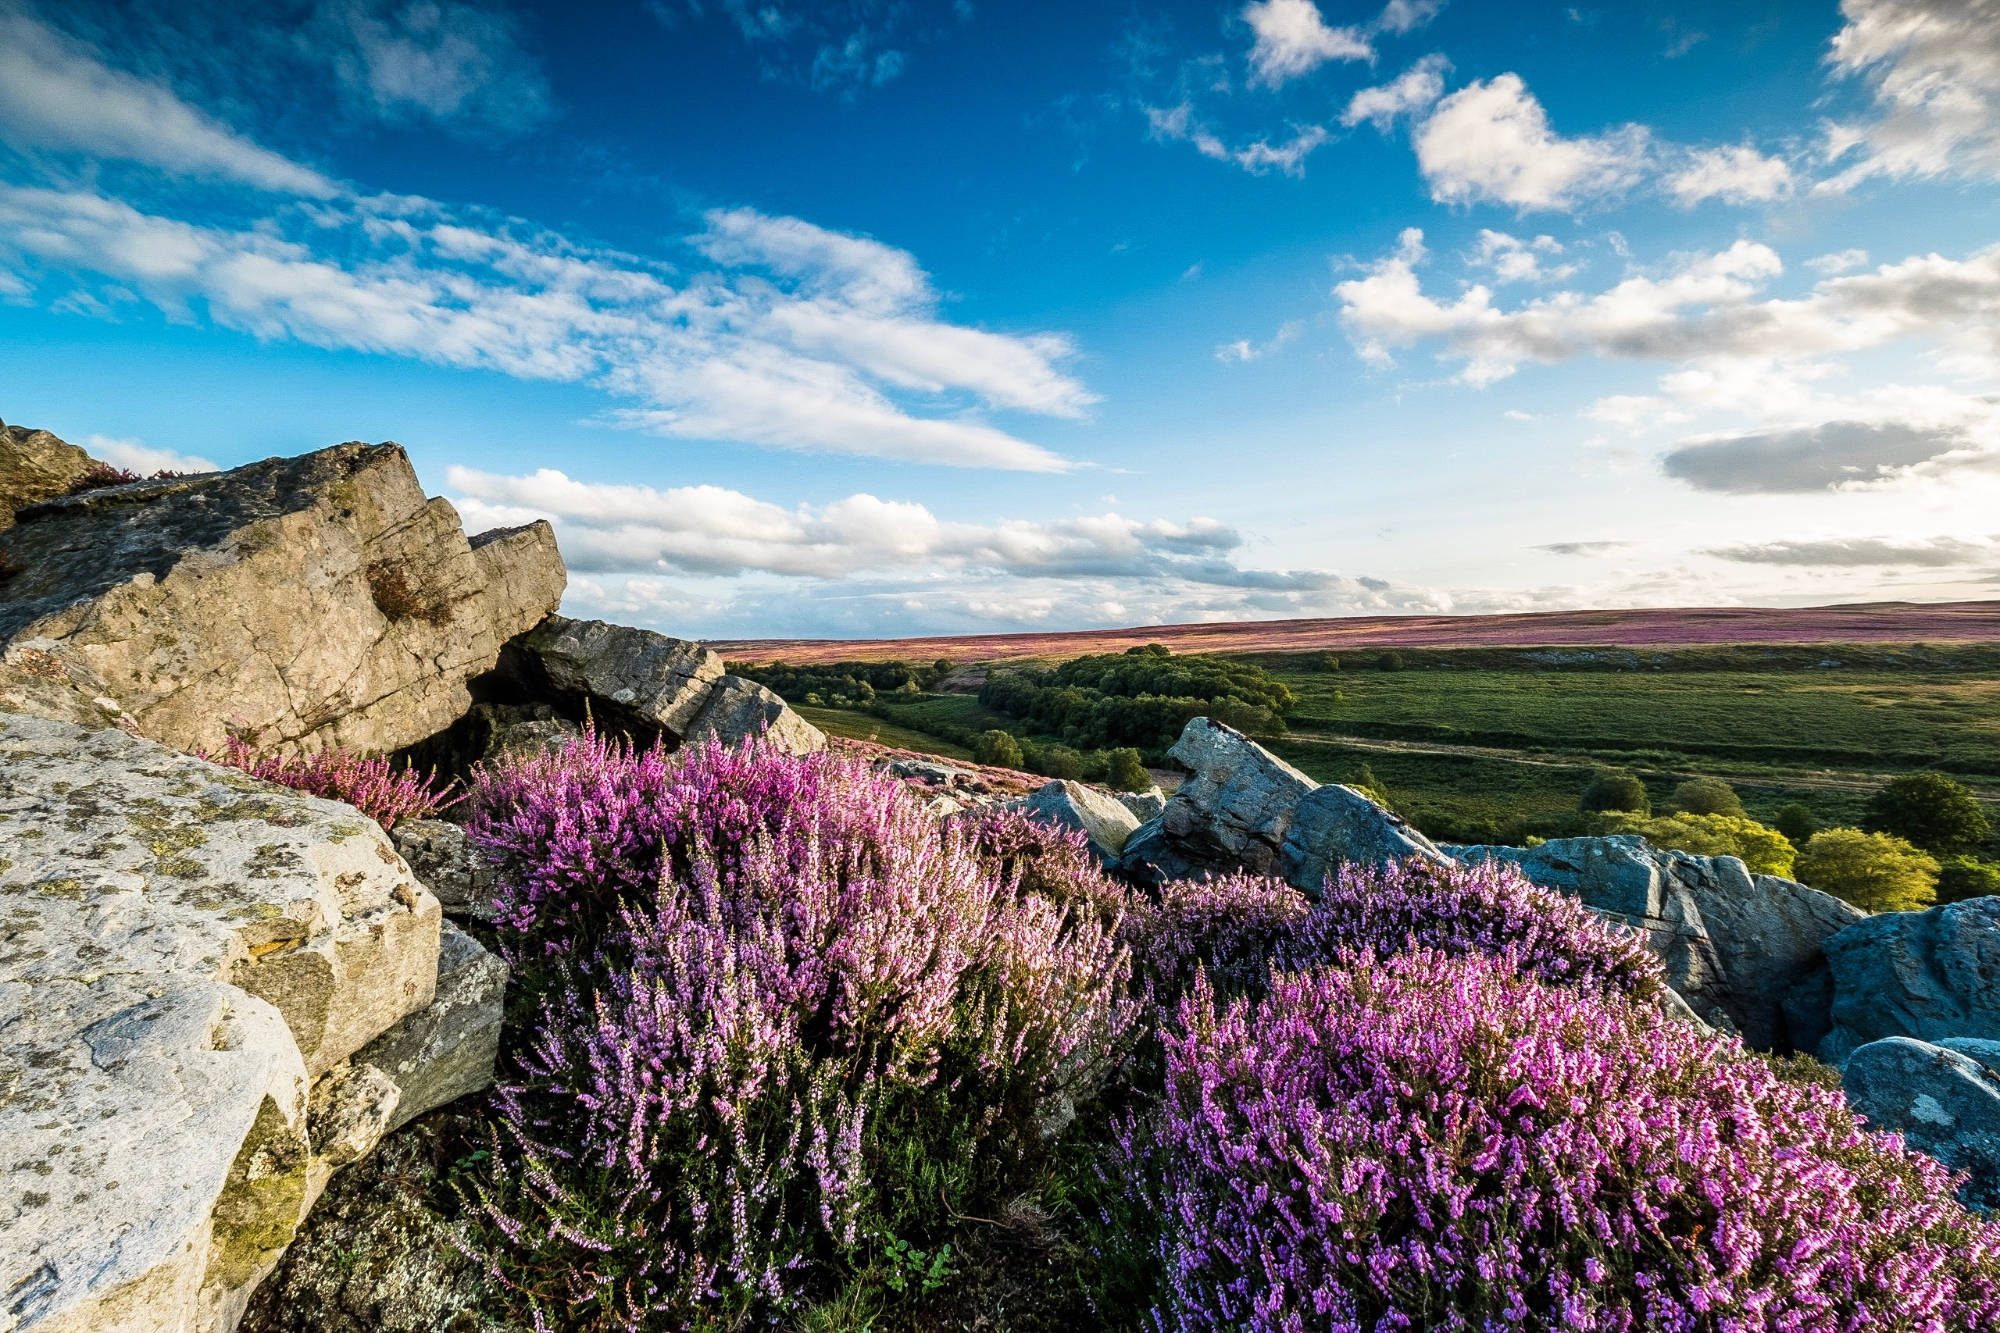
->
314, 0, 554, 137
1702, 535, 1998, 567
442, 464, 1365, 596
1342, 53, 1449, 128
1335, 231, 2000, 386
1466, 228, 1572, 283
0, 7, 337, 195
1660, 419, 1989, 494
1665, 144, 1794, 206
1413, 74, 1650, 211
0, 187, 1091, 470
1808, 248, 1870, 275
1242, 0, 1370, 87
1820, 0, 2000, 193
83, 434, 220, 474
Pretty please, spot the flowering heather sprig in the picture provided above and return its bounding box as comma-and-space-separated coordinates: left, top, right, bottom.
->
478, 740, 1135, 1325
955, 803, 1140, 925
466, 730, 902, 959
1133, 951, 2000, 1332
1281, 856, 1666, 1000
207, 736, 457, 830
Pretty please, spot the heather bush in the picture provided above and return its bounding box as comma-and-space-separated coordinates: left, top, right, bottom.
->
1134, 950, 2000, 1331
474, 736, 1135, 1326
208, 736, 457, 829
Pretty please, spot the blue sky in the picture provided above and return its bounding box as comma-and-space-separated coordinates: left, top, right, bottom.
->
2, 0, 1997, 638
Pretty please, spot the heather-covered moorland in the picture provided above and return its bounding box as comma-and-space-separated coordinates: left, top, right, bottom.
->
402, 729, 2000, 1330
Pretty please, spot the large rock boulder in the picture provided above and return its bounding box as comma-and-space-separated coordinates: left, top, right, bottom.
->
1842, 1037, 2000, 1209
392, 820, 500, 923
0, 442, 564, 756
0, 710, 443, 1332
1119, 718, 1443, 891
498, 615, 823, 754
1450, 836, 1862, 1048
0, 418, 93, 529
352, 923, 507, 1132
1024, 779, 1142, 863
1821, 898, 2000, 1065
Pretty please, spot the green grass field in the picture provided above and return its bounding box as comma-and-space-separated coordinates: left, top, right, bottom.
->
792, 642, 2000, 848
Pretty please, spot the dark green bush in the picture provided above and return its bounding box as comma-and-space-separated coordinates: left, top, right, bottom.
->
978, 646, 1294, 757
1670, 777, 1744, 818
1106, 747, 1151, 792
1865, 772, 1992, 854
1773, 802, 1819, 845
1580, 769, 1651, 817
973, 729, 1023, 768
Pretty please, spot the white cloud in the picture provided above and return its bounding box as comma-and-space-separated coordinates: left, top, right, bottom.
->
1820, 0, 2000, 192
1242, 0, 1371, 87
1808, 248, 1870, 275
1215, 319, 1304, 363
1144, 102, 1330, 177
1665, 144, 1794, 206
82, 434, 219, 474
1703, 535, 1999, 567
0, 187, 1091, 471
1335, 231, 2000, 386
0, 8, 337, 196
1413, 74, 1650, 211
1342, 54, 1449, 129
314, 0, 554, 137
1466, 229, 1573, 283
1374, 0, 1447, 36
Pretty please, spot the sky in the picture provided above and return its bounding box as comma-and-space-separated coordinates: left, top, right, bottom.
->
1, 0, 1997, 640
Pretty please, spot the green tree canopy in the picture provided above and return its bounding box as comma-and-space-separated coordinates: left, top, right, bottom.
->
1863, 773, 1992, 854
1105, 747, 1152, 793
1772, 802, 1818, 845
1797, 828, 1940, 914
1936, 855, 2000, 905
972, 729, 1023, 769
1669, 777, 1744, 818
1603, 812, 1796, 878
1580, 770, 1650, 817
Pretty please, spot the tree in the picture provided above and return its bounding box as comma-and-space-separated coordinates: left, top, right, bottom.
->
1354, 763, 1400, 816
1772, 802, 1818, 845
1580, 770, 1650, 817
1670, 777, 1744, 818
973, 729, 1023, 769
1376, 651, 1407, 671
1937, 855, 2000, 904
1603, 812, 1796, 878
1864, 773, 1992, 854
1036, 744, 1085, 781
1796, 829, 1940, 914
1106, 747, 1152, 793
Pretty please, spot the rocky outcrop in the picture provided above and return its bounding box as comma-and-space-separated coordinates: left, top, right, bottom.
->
0, 710, 443, 1333
1117, 786, 1167, 821
0, 443, 564, 756
1119, 718, 1444, 892
1024, 779, 1142, 863
392, 820, 500, 923
239, 1112, 504, 1333
1450, 836, 1863, 1048
352, 924, 507, 1132
497, 615, 823, 754
0, 418, 93, 528
1821, 898, 2000, 1065
1842, 1037, 2000, 1209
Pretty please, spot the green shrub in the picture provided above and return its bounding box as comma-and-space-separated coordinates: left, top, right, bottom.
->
1798, 828, 1940, 913
1773, 802, 1819, 844
1580, 769, 1650, 817
1865, 772, 1993, 854
1106, 747, 1151, 792
1937, 855, 2000, 904
1670, 777, 1744, 818
1602, 811, 1797, 877
1036, 744, 1085, 781
973, 729, 1024, 768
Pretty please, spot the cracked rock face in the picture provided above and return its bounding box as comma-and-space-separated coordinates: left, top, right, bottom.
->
0, 442, 564, 756
498, 615, 824, 755
0, 419, 93, 530
0, 711, 442, 1332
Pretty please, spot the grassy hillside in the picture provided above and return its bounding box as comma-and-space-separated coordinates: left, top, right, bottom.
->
762, 642, 2000, 848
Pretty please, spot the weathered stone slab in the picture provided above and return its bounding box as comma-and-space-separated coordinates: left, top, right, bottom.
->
354, 923, 507, 1131
1024, 779, 1142, 863
391, 820, 500, 922
0, 418, 93, 529
0, 443, 563, 755
685, 673, 826, 754
1843, 1036, 2000, 1209
0, 710, 441, 1332
1822, 898, 2000, 1065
